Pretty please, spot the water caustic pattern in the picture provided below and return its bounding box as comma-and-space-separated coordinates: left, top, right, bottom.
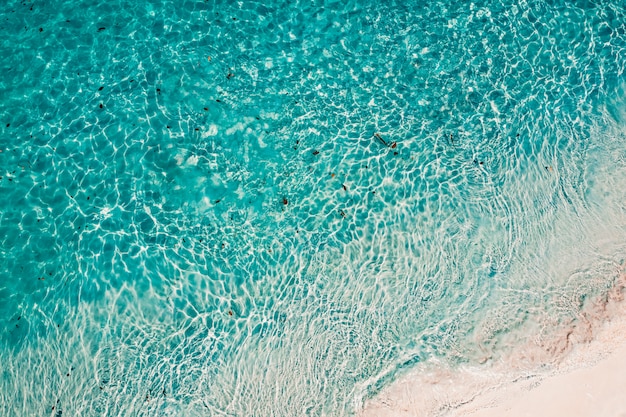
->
1, 0, 626, 415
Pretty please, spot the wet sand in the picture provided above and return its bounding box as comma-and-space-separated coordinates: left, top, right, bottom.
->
450, 345, 626, 417
359, 273, 626, 417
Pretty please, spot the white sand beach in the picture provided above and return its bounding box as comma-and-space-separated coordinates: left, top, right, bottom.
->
450, 345, 626, 417
359, 273, 626, 417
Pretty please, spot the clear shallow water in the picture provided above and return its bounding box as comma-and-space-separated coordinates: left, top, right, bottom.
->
1, 0, 626, 415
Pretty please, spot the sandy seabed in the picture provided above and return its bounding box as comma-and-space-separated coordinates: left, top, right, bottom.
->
359, 273, 626, 417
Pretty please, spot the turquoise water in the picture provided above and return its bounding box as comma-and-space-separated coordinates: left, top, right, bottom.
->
1, 0, 626, 415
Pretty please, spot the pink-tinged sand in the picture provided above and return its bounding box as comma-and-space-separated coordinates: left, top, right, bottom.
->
452, 345, 626, 417
359, 274, 626, 417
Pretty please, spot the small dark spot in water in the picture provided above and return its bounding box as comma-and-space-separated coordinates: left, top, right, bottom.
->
391, 142, 397, 149
17, 316, 20, 320
372, 191, 376, 194
8, 178, 12, 182
166, 125, 171, 129
226, 73, 234, 79
98, 86, 104, 91
339, 210, 346, 218
162, 389, 166, 397
66, 373, 70, 376
255, 116, 259, 120
87, 196, 90, 200
282, 197, 288, 205
97, 27, 105, 31
99, 103, 103, 109
130, 79, 134, 82
39, 27, 42, 32
516, 133, 520, 137
393, 151, 398, 155
232, 17, 237, 20
228, 310, 233, 315
194, 128, 199, 131
215, 199, 221, 203
479, 161, 484, 165
156, 88, 161, 94
216, 99, 221, 102
182, 238, 186, 243
203, 107, 208, 111
5, 123, 9, 127
342, 184, 347, 191
312, 150, 320, 155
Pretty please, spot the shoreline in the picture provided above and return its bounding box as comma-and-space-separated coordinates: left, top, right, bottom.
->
448, 344, 626, 417
358, 272, 626, 417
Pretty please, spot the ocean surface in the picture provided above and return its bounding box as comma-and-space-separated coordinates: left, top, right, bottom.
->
1, 0, 626, 416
